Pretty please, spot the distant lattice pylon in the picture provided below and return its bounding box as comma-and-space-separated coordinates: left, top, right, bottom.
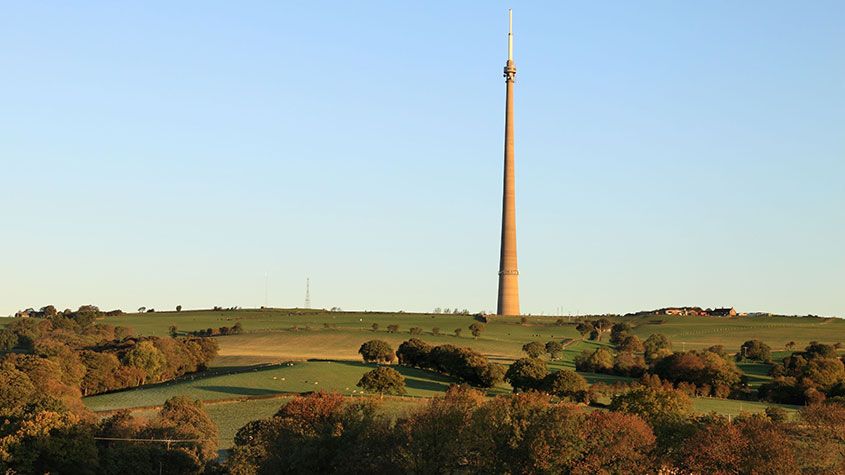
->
305, 277, 311, 309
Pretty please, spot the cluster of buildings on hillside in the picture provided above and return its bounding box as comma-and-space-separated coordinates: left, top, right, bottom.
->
626, 306, 741, 317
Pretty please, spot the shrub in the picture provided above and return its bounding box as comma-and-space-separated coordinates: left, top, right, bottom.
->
765, 406, 790, 423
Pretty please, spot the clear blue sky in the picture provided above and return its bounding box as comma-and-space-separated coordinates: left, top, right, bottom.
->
1, 2, 843, 317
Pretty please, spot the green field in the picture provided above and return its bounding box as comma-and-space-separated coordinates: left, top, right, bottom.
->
48, 308, 843, 366
84, 360, 468, 412
13, 307, 835, 449
90, 359, 800, 450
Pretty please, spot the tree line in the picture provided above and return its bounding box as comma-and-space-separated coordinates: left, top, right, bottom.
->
0, 393, 221, 474
565, 320, 845, 405
228, 387, 845, 474
1, 307, 218, 399
394, 339, 505, 387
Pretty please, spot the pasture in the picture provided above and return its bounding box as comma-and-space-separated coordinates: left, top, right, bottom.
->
89, 359, 800, 450
94, 308, 845, 364
70, 307, 837, 448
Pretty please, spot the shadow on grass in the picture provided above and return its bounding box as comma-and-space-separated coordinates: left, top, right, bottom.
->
578, 371, 633, 385
197, 385, 282, 397
83, 363, 295, 400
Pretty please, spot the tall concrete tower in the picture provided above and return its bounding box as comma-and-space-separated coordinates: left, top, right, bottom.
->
497, 10, 520, 316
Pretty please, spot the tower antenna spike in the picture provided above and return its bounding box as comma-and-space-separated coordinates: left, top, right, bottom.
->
508, 9, 513, 61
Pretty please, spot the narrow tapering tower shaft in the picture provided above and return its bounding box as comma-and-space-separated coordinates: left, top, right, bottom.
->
497, 9, 520, 316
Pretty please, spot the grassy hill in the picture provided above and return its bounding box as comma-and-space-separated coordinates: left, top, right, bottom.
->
58, 307, 840, 448
87, 308, 845, 362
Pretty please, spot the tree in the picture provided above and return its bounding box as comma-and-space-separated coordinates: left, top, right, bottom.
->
522, 341, 545, 358
371, 323, 379, 332
505, 358, 548, 392
454, 328, 462, 337
0, 410, 99, 474
652, 350, 742, 395
0, 329, 18, 351
593, 318, 613, 340
740, 339, 772, 362
395, 386, 484, 473
176, 305, 182, 312
40, 305, 58, 317
123, 340, 165, 384
613, 351, 647, 377
576, 411, 656, 474
469, 323, 485, 339
545, 341, 564, 360
387, 324, 399, 333
644, 334, 672, 363
151, 396, 219, 462
678, 415, 799, 475
618, 334, 644, 353
804, 357, 845, 390
467, 392, 553, 473
358, 340, 395, 364
542, 369, 588, 401
609, 386, 692, 433
357, 367, 406, 397
396, 338, 432, 367
80, 351, 121, 396
0, 367, 37, 416
574, 347, 614, 373
137, 307, 146, 313
610, 322, 632, 345
794, 403, 845, 472
410, 327, 423, 336
576, 322, 594, 338
228, 392, 397, 474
